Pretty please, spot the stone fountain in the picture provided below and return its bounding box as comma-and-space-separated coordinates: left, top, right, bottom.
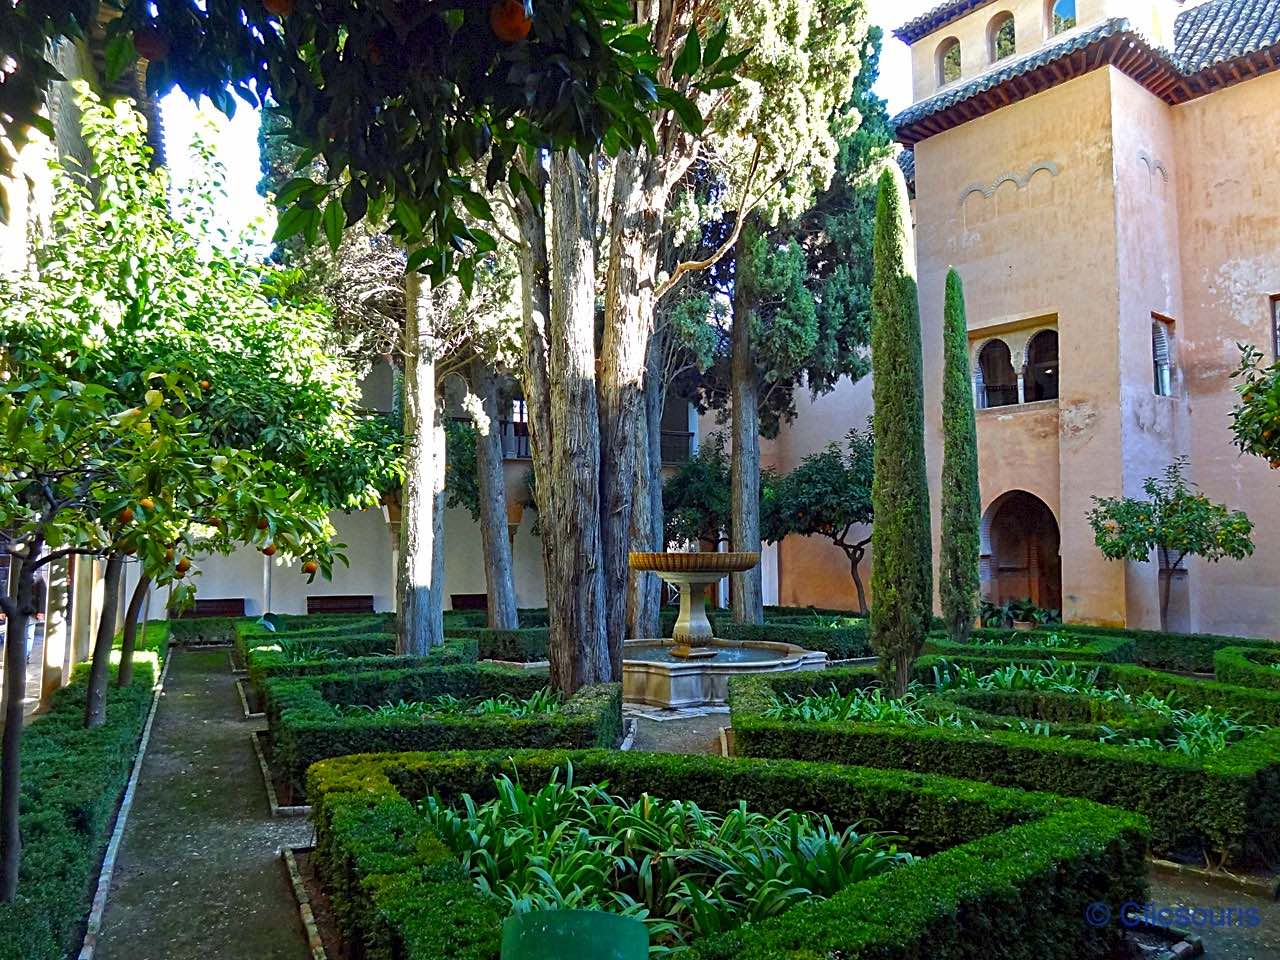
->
624, 552, 826, 708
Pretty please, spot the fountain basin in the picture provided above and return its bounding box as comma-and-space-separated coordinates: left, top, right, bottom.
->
623, 638, 827, 709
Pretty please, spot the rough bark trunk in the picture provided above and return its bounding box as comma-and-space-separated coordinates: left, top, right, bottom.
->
0, 549, 37, 902
730, 263, 764, 625
1158, 548, 1180, 634
542, 151, 610, 693
471, 358, 520, 630
398, 270, 445, 655
626, 340, 666, 639
84, 552, 124, 729
598, 148, 665, 673
117, 574, 151, 688
847, 545, 869, 616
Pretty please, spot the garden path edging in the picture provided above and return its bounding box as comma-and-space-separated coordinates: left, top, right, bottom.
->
251, 730, 312, 818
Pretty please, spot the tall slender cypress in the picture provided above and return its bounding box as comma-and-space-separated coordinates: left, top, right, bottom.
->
868, 166, 933, 696
940, 268, 981, 642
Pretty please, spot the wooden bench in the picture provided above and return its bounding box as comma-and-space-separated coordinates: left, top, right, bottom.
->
178, 598, 246, 619
307, 595, 375, 615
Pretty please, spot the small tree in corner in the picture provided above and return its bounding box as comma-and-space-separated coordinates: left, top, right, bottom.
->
766, 428, 874, 614
939, 268, 981, 643
868, 166, 933, 696
1087, 458, 1254, 632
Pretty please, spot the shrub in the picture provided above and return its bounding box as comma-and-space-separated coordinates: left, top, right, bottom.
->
982, 623, 1273, 673
233, 614, 393, 666
306, 749, 1146, 960
1215, 646, 1280, 692
166, 616, 239, 646
718, 621, 870, 660
924, 629, 1136, 664
731, 658, 1280, 863
264, 665, 621, 797
444, 626, 550, 662
246, 637, 478, 694
0, 628, 168, 960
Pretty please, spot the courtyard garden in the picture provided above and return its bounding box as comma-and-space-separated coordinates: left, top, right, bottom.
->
3, 0, 1280, 958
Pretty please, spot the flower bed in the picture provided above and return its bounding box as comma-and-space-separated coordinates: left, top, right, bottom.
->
1215, 645, 1280, 692
730, 657, 1280, 863
925, 629, 1136, 663
0, 626, 168, 960
306, 749, 1145, 960
263, 665, 620, 798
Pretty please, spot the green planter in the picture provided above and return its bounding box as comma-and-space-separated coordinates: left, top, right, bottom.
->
500, 911, 648, 960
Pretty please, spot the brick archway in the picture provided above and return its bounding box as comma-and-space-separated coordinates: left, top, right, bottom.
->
981, 490, 1062, 611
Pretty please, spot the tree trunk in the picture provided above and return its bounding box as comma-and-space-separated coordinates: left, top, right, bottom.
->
626, 347, 665, 639
1158, 548, 1176, 633
598, 148, 665, 673
847, 544, 869, 616
730, 241, 764, 625
398, 270, 445, 656
0, 548, 38, 902
471, 359, 520, 630
84, 552, 124, 729
117, 574, 151, 688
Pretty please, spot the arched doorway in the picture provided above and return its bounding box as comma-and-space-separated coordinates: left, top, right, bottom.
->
981, 491, 1062, 611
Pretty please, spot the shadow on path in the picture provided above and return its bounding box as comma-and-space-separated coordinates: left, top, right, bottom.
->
95, 648, 311, 960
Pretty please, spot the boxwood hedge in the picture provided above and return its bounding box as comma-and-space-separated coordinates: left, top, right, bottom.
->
306, 748, 1146, 960
1215, 646, 1280, 692
232, 614, 394, 666
730, 657, 1280, 863
718, 621, 871, 660
444, 626, 549, 662
925, 630, 1136, 663
0, 626, 168, 960
1007, 623, 1274, 673
245, 636, 478, 695
264, 665, 620, 797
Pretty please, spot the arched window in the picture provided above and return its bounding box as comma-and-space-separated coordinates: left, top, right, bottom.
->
1050, 0, 1076, 35
978, 339, 1019, 408
990, 13, 1016, 61
938, 38, 962, 85
1024, 330, 1059, 401
1152, 319, 1174, 396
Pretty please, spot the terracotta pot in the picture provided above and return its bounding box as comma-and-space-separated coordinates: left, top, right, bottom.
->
1012, 619, 1035, 631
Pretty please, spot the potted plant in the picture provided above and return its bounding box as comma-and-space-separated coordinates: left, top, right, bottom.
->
1009, 598, 1038, 631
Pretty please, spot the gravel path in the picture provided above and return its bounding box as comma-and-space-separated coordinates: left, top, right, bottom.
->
94, 648, 312, 960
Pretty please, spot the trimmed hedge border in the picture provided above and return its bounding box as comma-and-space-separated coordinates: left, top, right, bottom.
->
1027, 624, 1274, 673
232, 614, 393, 666
925, 630, 1136, 663
1215, 646, 1280, 692
718, 621, 871, 660
245, 637, 478, 694
306, 748, 1146, 960
0, 628, 168, 960
730, 657, 1280, 863
264, 665, 621, 797
444, 626, 549, 663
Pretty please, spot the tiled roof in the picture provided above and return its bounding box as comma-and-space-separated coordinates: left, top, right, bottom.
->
896, 148, 915, 189
1176, 0, 1280, 73
893, 19, 1141, 130
894, 0, 995, 43
892, 1, 1280, 143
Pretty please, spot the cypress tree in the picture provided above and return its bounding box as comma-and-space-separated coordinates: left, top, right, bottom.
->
940, 268, 981, 643
868, 165, 932, 696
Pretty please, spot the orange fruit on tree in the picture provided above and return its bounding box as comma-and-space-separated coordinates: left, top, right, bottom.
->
257, 518, 270, 530
176, 557, 192, 573
139, 497, 156, 512
199, 379, 211, 390
173, 567, 187, 579
119, 506, 136, 525
164, 547, 175, 562
490, 0, 532, 42
302, 560, 319, 575
133, 28, 169, 62
262, 543, 278, 557
264, 0, 295, 15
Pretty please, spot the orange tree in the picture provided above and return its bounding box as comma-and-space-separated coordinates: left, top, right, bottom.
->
1231, 344, 1280, 467
1087, 458, 1254, 631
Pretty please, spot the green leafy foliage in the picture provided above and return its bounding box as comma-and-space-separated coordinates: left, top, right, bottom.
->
765, 428, 873, 612
939, 269, 980, 643
868, 166, 932, 695
340, 688, 562, 721
0, 627, 167, 960
1230, 343, 1280, 465
306, 749, 1145, 960
264, 666, 620, 796
662, 433, 777, 546
732, 657, 1280, 862
422, 764, 911, 951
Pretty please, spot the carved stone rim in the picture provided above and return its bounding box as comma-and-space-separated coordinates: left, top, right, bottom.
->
628, 551, 760, 574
